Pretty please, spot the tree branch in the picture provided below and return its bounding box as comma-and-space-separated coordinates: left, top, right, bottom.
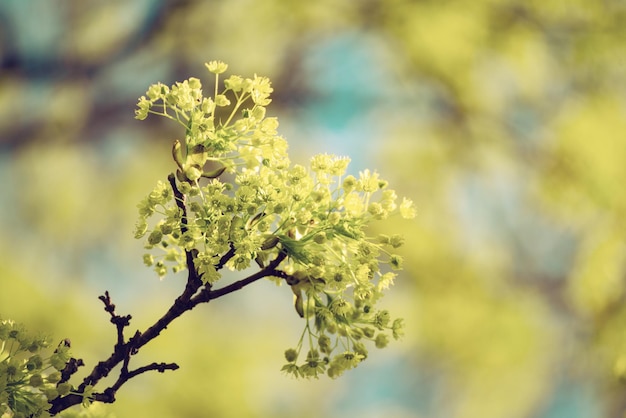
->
98, 291, 131, 348
49, 177, 291, 415
206, 251, 288, 301
168, 173, 204, 297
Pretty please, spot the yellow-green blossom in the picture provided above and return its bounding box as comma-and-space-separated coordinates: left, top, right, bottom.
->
0, 318, 68, 417
205, 60, 228, 74
134, 62, 415, 379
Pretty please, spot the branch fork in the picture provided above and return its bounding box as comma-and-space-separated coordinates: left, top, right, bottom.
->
49, 174, 290, 415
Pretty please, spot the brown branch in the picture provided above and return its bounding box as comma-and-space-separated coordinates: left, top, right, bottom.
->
56, 339, 84, 384
168, 173, 203, 295
216, 243, 236, 270
49, 176, 291, 415
50, 250, 289, 415
205, 252, 288, 301
98, 291, 131, 348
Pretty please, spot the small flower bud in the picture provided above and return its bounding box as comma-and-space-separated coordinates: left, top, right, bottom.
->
26, 354, 42, 371
160, 223, 174, 235
147, 230, 163, 246
390, 234, 405, 248
57, 382, 72, 396
342, 175, 357, 193
319, 334, 331, 354
179, 181, 192, 194
273, 203, 285, 214
44, 388, 59, 401
188, 77, 201, 89
377, 234, 390, 245
47, 371, 61, 383
215, 94, 231, 107
313, 233, 326, 244
375, 333, 389, 349
367, 202, 384, 217
350, 327, 364, 340
284, 348, 298, 363
30, 374, 44, 387
184, 164, 202, 181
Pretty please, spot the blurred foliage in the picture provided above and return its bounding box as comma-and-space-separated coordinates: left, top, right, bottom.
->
1, 0, 626, 417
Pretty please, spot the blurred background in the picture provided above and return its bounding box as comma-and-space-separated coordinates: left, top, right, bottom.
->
1, 0, 626, 417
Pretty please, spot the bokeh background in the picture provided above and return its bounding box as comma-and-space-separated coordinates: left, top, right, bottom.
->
1, 1, 626, 417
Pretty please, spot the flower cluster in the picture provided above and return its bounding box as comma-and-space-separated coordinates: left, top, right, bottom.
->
134, 62, 415, 378
0, 318, 73, 417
